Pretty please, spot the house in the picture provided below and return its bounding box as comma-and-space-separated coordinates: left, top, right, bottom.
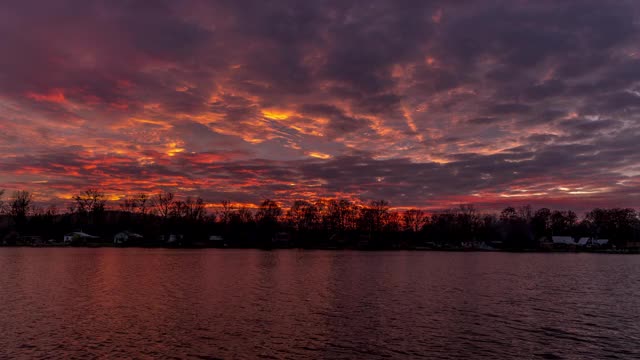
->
552, 236, 575, 245
114, 231, 143, 244
208, 235, 227, 247
63, 231, 99, 243
162, 234, 183, 244
552, 236, 577, 250
576, 237, 591, 247
462, 241, 495, 251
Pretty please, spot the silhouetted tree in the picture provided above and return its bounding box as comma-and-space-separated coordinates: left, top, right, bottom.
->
550, 210, 577, 236
425, 205, 484, 246
135, 194, 149, 216
177, 196, 207, 222
256, 199, 282, 224
10, 190, 32, 230
532, 208, 552, 240
218, 200, 234, 224
231, 206, 254, 224
73, 189, 106, 215
478, 214, 500, 243
152, 191, 174, 220
584, 208, 638, 246
286, 200, 319, 232
323, 199, 358, 233
70, 188, 106, 227
427, 211, 457, 245
500, 206, 533, 249
456, 204, 481, 241
120, 197, 138, 213
368, 200, 390, 232
255, 199, 281, 245
402, 209, 427, 232
45, 205, 58, 217
384, 212, 402, 232
2, 185, 640, 251
500, 207, 518, 223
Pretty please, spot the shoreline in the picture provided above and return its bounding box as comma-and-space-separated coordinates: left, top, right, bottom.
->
1, 244, 637, 254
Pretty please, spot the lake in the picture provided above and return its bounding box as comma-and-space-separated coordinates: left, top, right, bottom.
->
0, 249, 638, 359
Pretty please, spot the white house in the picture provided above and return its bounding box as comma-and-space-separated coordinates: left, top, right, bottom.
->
208, 235, 226, 247
461, 241, 495, 250
114, 231, 143, 244
164, 234, 183, 244
63, 231, 99, 243
576, 237, 591, 247
552, 236, 575, 245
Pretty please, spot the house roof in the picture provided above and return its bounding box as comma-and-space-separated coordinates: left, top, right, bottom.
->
66, 231, 99, 238
116, 231, 143, 238
552, 236, 575, 244
577, 237, 591, 246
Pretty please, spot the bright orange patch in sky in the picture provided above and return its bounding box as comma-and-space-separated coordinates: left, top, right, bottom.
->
262, 109, 293, 120
307, 152, 332, 159
26, 89, 66, 103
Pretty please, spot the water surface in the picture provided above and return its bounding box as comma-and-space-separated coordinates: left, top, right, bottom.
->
0, 249, 638, 359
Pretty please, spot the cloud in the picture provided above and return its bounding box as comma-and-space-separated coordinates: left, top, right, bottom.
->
0, 0, 639, 211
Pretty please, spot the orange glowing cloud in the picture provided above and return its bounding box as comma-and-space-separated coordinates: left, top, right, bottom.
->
26, 89, 66, 103
262, 109, 294, 120
307, 151, 332, 159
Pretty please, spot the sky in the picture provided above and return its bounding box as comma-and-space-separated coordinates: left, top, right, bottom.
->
1, 0, 640, 211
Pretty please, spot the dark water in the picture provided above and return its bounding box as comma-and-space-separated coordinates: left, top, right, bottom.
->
0, 249, 638, 359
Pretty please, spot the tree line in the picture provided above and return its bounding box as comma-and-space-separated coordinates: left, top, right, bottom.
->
1, 188, 639, 250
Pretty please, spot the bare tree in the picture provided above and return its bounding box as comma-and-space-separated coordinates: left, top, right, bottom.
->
402, 209, 427, 232
10, 190, 33, 226
456, 204, 481, 236
172, 196, 206, 222
360, 200, 390, 233
135, 193, 149, 215
73, 189, 106, 214
323, 199, 358, 232
255, 199, 282, 224
120, 197, 139, 213
45, 205, 58, 217
121, 193, 150, 215
152, 191, 174, 220
286, 200, 319, 231
218, 200, 234, 224
385, 212, 402, 232
232, 206, 254, 224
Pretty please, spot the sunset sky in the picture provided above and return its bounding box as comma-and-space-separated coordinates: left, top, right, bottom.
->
1, 0, 640, 211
